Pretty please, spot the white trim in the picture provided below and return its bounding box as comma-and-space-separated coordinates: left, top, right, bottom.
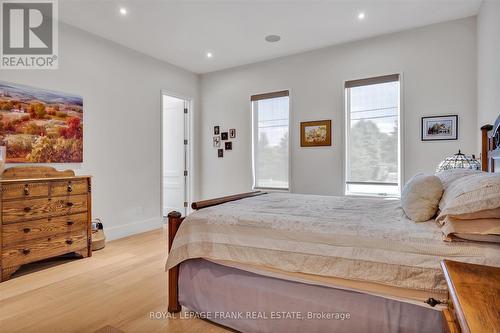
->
160, 90, 193, 218
105, 218, 162, 241
398, 73, 406, 191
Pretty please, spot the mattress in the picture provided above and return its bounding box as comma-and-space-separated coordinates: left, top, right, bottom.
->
166, 193, 500, 304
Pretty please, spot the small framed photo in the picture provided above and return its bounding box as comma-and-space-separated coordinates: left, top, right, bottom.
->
421, 115, 458, 141
300, 120, 332, 147
225, 142, 232, 150
214, 126, 220, 135
213, 136, 221, 147
229, 129, 236, 138
221, 132, 228, 140
218, 149, 224, 158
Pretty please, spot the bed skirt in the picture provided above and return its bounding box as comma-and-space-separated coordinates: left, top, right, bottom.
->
179, 259, 443, 333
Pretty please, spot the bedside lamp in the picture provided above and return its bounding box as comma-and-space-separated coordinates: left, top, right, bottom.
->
436, 150, 481, 172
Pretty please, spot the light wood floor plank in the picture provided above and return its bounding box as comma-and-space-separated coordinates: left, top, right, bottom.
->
0, 228, 230, 333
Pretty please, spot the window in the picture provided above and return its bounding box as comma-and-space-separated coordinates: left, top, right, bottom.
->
345, 74, 401, 196
252, 91, 289, 190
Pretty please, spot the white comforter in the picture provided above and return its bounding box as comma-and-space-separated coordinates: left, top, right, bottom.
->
166, 193, 500, 295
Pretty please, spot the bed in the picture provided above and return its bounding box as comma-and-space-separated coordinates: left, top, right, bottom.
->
165, 118, 500, 333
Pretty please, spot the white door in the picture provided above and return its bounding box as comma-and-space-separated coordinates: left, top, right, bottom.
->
162, 94, 189, 217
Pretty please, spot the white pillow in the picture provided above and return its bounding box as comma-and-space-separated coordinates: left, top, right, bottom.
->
401, 173, 443, 222
435, 169, 483, 190
436, 172, 500, 224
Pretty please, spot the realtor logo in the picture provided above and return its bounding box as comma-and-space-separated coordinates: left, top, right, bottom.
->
1, 0, 58, 69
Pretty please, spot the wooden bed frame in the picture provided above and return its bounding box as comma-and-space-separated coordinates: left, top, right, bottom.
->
167, 118, 500, 313
167, 191, 267, 312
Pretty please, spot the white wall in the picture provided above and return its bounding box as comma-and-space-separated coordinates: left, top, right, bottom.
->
477, 0, 500, 140
0, 23, 200, 240
200, 17, 477, 199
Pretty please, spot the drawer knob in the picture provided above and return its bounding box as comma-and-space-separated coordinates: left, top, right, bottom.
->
67, 185, 73, 193
23, 228, 31, 233
22, 249, 31, 255
24, 185, 30, 196
66, 202, 73, 207
66, 239, 73, 245
23, 207, 31, 212
67, 221, 74, 226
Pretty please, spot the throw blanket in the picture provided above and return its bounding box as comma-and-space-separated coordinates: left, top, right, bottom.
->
166, 193, 500, 295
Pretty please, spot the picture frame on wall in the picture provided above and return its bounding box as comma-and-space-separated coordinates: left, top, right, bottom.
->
225, 142, 232, 150
0, 81, 84, 163
421, 115, 458, 141
214, 126, 220, 135
221, 132, 228, 140
229, 129, 236, 138
218, 149, 224, 158
213, 136, 221, 147
300, 120, 332, 147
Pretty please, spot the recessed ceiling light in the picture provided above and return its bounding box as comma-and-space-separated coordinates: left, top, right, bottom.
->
358, 12, 365, 20
119, 7, 127, 16
265, 35, 281, 43
206, 52, 213, 58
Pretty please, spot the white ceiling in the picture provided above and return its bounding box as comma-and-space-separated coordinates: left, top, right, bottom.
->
59, 0, 482, 74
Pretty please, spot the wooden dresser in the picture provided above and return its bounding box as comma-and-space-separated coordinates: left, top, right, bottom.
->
0, 166, 92, 282
441, 260, 500, 333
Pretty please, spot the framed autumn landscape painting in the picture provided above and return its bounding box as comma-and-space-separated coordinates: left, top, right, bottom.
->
300, 120, 331, 147
0, 81, 83, 163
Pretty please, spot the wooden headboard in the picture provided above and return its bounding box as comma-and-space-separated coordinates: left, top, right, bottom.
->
481, 114, 500, 173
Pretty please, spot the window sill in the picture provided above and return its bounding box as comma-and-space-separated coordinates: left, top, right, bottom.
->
253, 187, 290, 193
345, 192, 400, 199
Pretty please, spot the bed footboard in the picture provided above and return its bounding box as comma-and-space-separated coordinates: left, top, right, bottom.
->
167, 191, 266, 313
167, 211, 184, 313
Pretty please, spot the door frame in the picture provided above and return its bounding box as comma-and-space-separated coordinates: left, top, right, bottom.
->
160, 90, 193, 218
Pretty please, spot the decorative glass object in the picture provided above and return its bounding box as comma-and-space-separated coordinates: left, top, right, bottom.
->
436, 150, 481, 172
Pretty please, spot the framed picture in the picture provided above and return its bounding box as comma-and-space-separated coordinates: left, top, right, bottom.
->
421, 115, 458, 141
300, 120, 332, 147
0, 81, 83, 163
221, 132, 228, 140
229, 129, 236, 138
214, 126, 220, 135
213, 136, 221, 147
218, 149, 224, 158
225, 142, 232, 150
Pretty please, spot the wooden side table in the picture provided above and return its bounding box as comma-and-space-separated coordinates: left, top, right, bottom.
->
441, 260, 500, 333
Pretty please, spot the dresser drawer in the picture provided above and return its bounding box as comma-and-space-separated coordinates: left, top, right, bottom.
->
2, 194, 88, 223
51, 179, 88, 196
2, 213, 88, 245
1, 231, 87, 268
2, 182, 49, 200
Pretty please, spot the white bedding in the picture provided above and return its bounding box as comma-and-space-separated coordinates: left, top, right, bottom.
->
166, 193, 500, 298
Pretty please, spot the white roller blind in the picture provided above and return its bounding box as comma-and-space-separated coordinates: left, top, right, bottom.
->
345, 76, 400, 196
252, 93, 289, 190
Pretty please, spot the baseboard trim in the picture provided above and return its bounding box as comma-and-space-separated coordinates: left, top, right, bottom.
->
105, 217, 163, 241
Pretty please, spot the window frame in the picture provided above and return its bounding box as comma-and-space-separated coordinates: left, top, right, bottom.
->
251, 90, 291, 192
343, 74, 404, 197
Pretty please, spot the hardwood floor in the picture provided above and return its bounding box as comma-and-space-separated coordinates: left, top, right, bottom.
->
0, 228, 231, 333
